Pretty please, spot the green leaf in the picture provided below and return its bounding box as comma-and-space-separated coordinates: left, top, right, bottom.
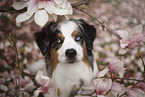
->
8, 33, 13, 46
137, 51, 145, 56
19, 47, 24, 54
104, 90, 111, 95
73, 84, 77, 91
19, 62, 23, 69
57, 88, 60, 97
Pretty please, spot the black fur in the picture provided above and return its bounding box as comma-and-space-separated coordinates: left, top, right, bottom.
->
71, 19, 96, 56
34, 22, 58, 56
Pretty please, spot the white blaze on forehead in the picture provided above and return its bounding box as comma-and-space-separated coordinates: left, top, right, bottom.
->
57, 21, 84, 63
59, 21, 78, 37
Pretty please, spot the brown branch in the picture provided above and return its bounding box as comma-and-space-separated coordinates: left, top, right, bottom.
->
71, 0, 90, 7
97, 76, 145, 82
21, 70, 40, 88
73, 6, 122, 39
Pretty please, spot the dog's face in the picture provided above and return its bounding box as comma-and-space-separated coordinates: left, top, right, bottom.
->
57, 21, 84, 63
34, 19, 96, 74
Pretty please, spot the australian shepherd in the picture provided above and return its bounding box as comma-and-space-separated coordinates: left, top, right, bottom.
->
34, 19, 98, 97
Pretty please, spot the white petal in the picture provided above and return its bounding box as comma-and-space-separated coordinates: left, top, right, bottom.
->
117, 30, 129, 39
33, 88, 42, 97
16, 12, 33, 24
27, 0, 38, 14
48, 15, 54, 21
35, 70, 43, 82
58, 0, 68, 8
38, 1, 46, 9
53, 0, 64, 6
65, 15, 69, 20
35, 70, 50, 85
120, 42, 128, 48
142, 37, 145, 42
99, 68, 109, 77
119, 49, 128, 55
111, 82, 123, 92
45, 1, 56, 14
34, 10, 49, 27
41, 76, 50, 80
54, 7, 68, 15
12, 2, 28, 10
53, 14, 57, 21
65, 2, 73, 15
132, 24, 143, 34
96, 79, 112, 95
118, 71, 125, 78
27, 16, 34, 23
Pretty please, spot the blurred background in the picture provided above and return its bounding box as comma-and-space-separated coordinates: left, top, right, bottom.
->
0, 0, 145, 96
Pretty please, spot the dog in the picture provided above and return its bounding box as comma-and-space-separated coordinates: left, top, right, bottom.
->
34, 19, 98, 97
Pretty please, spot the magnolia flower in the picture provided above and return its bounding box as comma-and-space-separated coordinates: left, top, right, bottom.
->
109, 58, 126, 78
94, 78, 112, 95
111, 82, 124, 96
12, 0, 73, 27
99, 58, 126, 78
128, 88, 145, 97
34, 70, 51, 96
117, 25, 145, 54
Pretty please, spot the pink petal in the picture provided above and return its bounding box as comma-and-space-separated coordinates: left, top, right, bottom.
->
96, 79, 112, 95
42, 86, 49, 94
132, 25, 143, 34
111, 82, 122, 92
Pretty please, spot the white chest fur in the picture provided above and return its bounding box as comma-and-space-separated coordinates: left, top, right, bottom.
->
52, 61, 93, 96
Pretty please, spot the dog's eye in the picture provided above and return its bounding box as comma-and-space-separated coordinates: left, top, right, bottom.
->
75, 35, 81, 41
56, 38, 62, 44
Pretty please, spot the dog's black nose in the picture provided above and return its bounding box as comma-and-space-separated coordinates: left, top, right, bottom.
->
65, 49, 77, 58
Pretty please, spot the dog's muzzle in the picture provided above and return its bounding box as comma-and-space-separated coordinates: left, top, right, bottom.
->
65, 48, 77, 63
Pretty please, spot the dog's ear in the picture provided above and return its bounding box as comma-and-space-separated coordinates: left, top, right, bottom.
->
74, 19, 97, 56
33, 23, 56, 55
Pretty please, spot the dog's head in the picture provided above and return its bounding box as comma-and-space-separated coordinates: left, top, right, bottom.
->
34, 19, 96, 75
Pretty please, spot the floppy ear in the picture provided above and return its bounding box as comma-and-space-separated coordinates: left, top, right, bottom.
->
33, 23, 56, 55
73, 19, 97, 56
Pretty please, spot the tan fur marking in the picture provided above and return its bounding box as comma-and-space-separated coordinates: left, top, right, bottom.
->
82, 45, 91, 69
50, 49, 59, 72
57, 33, 64, 40
72, 30, 79, 38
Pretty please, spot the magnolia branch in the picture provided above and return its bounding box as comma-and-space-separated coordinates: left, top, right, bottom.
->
97, 76, 145, 82
73, 6, 121, 39
0, 0, 121, 39
21, 70, 40, 88
9, 33, 40, 94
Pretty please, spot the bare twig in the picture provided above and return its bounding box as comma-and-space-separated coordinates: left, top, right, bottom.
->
139, 55, 145, 79
72, 0, 90, 7
73, 6, 122, 39
21, 70, 40, 88
96, 76, 145, 82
